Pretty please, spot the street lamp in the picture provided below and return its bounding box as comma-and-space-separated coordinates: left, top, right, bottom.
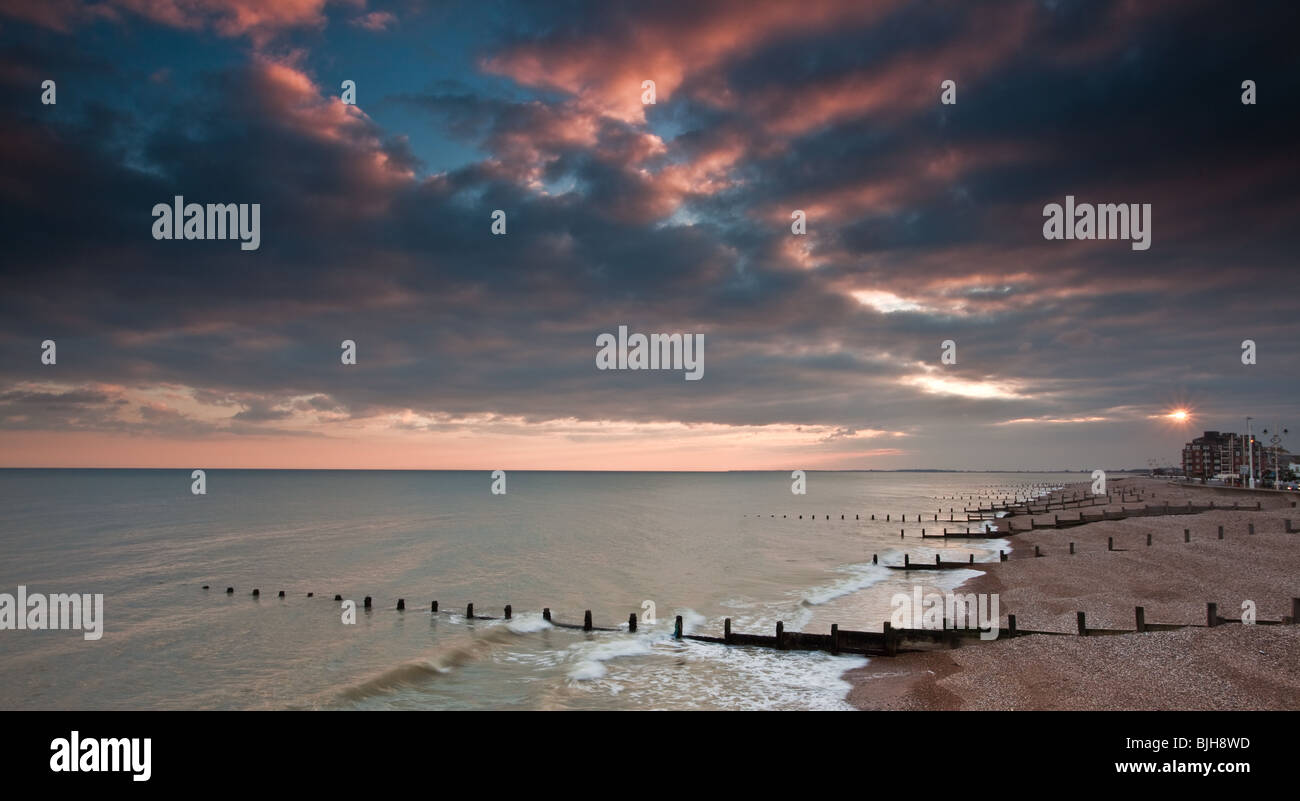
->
1261, 426, 1289, 489
1247, 417, 1255, 489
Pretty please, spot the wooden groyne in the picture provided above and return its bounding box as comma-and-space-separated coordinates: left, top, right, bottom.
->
998, 500, 1265, 533
204, 582, 1300, 660
205, 486, 1299, 661
674, 598, 1300, 658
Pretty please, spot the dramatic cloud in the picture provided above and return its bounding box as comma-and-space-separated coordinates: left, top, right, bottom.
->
0, 0, 1296, 469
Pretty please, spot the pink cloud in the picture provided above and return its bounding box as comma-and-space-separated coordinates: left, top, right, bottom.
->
482, 0, 904, 125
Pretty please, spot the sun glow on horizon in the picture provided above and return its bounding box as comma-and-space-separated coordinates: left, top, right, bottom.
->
1164, 408, 1192, 424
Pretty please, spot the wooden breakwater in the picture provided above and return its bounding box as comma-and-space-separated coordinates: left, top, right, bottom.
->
674, 597, 1300, 658
885, 516, 1300, 566
204, 494, 1300, 661
998, 500, 1264, 533
749, 488, 1154, 525
203, 583, 1300, 659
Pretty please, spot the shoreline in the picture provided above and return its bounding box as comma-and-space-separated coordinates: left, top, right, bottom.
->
843, 477, 1300, 710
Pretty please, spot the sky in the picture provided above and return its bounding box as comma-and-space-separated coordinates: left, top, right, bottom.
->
0, 0, 1297, 470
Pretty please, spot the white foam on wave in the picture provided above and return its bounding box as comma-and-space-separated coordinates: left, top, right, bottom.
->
983, 537, 1010, 557
619, 640, 867, 710
678, 608, 708, 636
566, 636, 656, 681
800, 561, 890, 606
503, 613, 553, 634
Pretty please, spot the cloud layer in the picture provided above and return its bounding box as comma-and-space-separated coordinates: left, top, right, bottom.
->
1, 0, 1297, 469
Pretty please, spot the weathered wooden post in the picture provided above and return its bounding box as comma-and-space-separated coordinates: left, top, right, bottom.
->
1007, 614, 1016, 637
1218, 525, 1224, 540
466, 602, 473, 618
363, 595, 371, 609
674, 615, 682, 639
307, 592, 313, 598
627, 613, 637, 632
1000, 550, 1006, 562
1135, 606, 1145, 633
1248, 522, 1255, 535
396, 598, 405, 610
1034, 545, 1041, 557
904, 554, 910, 567
333, 593, 341, 601
583, 610, 593, 631
1076, 611, 1086, 636
883, 621, 896, 656
431, 600, 438, 612
1184, 528, 1190, 543
935, 554, 941, 566
969, 554, 974, 564
1107, 536, 1113, 551
724, 618, 731, 643
1287, 519, 1295, 533
228, 587, 236, 594
278, 590, 285, 598
1292, 598, 1300, 625
1069, 542, 1075, 555
1146, 533, 1152, 546
872, 553, 878, 564
543, 607, 551, 622
775, 621, 784, 649
504, 604, 512, 619
1207, 602, 1218, 627
831, 623, 840, 654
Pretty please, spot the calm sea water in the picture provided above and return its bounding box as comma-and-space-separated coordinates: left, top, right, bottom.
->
0, 470, 1074, 710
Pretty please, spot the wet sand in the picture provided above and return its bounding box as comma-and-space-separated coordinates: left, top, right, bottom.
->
845, 477, 1300, 710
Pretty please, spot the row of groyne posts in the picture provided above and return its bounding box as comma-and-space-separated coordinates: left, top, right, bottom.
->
750, 488, 1145, 525
676, 597, 1300, 657
199, 488, 1299, 659
199, 512, 1300, 658
202, 585, 1300, 658
720, 488, 1298, 653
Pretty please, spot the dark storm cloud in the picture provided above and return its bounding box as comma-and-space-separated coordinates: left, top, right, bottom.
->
0, 0, 1297, 466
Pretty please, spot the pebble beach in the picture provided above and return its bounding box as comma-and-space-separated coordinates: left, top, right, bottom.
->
846, 477, 1300, 710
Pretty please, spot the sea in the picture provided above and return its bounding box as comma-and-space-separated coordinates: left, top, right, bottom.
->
0, 469, 1076, 710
